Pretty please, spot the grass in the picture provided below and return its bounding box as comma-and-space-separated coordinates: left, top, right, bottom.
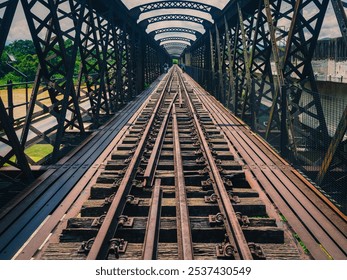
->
293, 233, 310, 254
25, 144, 53, 163
279, 213, 288, 222
7, 144, 53, 165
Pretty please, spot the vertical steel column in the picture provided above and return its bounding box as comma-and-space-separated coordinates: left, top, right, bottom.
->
120, 24, 132, 103
247, 2, 278, 132
263, 0, 286, 141
215, 25, 225, 104
316, 105, 347, 185
0, 0, 19, 55
103, 16, 119, 113
224, 16, 236, 111
0, 98, 33, 180
0, 0, 33, 177
134, 34, 145, 93
208, 29, 215, 94
237, 2, 253, 120
78, 4, 110, 124
331, 0, 347, 43
282, 0, 330, 148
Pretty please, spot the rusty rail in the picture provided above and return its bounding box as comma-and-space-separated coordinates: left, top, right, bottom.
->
143, 92, 178, 187
177, 70, 253, 260
172, 104, 194, 259
142, 178, 163, 260
186, 73, 347, 260
86, 70, 175, 260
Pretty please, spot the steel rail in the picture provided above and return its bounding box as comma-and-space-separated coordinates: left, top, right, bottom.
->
172, 103, 194, 259
143, 91, 178, 187
86, 69, 175, 259
202, 93, 347, 259
142, 178, 163, 260
177, 67, 253, 260
187, 74, 347, 260
13, 84, 159, 260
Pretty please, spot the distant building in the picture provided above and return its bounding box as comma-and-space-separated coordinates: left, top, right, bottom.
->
312, 37, 347, 83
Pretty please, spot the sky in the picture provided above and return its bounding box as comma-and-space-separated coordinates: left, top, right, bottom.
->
5, 1, 344, 43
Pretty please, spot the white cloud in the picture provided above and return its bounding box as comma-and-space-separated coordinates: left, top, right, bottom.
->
7, 3, 31, 42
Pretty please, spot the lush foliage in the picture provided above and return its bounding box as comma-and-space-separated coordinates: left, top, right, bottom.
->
0, 39, 82, 86
0, 40, 38, 85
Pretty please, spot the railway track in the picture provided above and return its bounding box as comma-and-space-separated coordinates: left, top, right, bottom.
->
10, 66, 347, 260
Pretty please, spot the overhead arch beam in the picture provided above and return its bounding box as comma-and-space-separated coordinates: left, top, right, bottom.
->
123, 0, 229, 11
164, 48, 187, 53
138, 9, 214, 24
160, 40, 191, 46
154, 27, 198, 35
159, 37, 192, 43
154, 32, 197, 41
137, 1, 213, 14
146, 21, 205, 35
164, 45, 188, 51
146, 14, 205, 25
164, 42, 188, 47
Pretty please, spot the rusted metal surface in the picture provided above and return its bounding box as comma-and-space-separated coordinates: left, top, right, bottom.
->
9, 66, 347, 261
0, 80, 161, 260
178, 72, 253, 260
143, 92, 178, 187
142, 179, 162, 260
172, 104, 194, 260
85, 70, 172, 260
185, 72, 347, 260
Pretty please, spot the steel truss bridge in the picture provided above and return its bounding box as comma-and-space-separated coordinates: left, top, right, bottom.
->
0, 0, 346, 214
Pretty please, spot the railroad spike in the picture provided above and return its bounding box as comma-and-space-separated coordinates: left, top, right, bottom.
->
78, 238, 95, 254
216, 242, 236, 259
118, 215, 134, 228
201, 178, 214, 190
248, 243, 266, 260
104, 193, 115, 206
209, 212, 225, 226
126, 195, 140, 205
222, 177, 233, 187
91, 215, 106, 228
235, 212, 250, 227
107, 239, 128, 259
204, 193, 218, 203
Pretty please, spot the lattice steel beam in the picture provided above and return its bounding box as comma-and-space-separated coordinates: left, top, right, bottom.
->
20, 0, 87, 162
137, 1, 212, 13
331, 0, 347, 42
0, 97, 33, 180
315, 1, 347, 183
282, 0, 330, 150
0, 0, 18, 55
154, 27, 197, 35
0, 0, 33, 177
159, 37, 192, 43
147, 14, 204, 24
78, 6, 110, 124
316, 105, 347, 184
